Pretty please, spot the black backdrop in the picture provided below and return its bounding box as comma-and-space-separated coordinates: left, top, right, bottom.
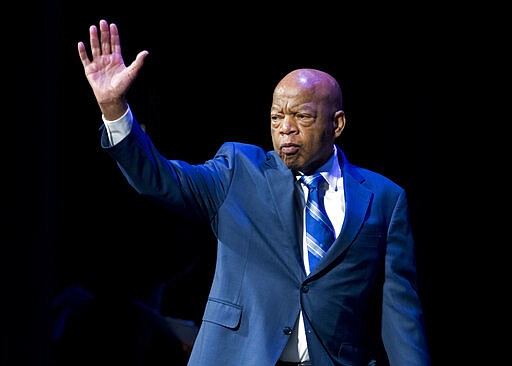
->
7, 2, 503, 365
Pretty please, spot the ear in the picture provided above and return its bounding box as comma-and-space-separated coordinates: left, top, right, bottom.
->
333, 110, 346, 138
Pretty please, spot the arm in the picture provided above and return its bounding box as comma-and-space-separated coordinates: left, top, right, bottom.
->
103, 123, 235, 221
382, 190, 431, 365
77, 19, 148, 121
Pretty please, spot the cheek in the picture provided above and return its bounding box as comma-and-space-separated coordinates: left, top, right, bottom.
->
302, 130, 323, 148
270, 129, 279, 146
319, 128, 334, 146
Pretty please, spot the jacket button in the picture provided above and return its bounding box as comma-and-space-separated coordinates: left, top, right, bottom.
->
301, 285, 309, 293
283, 327, 293, 335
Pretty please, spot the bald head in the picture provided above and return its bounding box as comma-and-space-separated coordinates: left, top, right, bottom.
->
275, 68, 343, 111
270, 68, 346, 174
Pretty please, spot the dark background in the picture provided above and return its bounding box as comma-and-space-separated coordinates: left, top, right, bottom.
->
6, 2, 505, 365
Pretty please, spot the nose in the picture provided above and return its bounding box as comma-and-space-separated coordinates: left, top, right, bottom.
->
280, 115, 297, 135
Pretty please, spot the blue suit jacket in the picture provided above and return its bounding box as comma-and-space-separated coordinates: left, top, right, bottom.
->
101, 119, 430, 366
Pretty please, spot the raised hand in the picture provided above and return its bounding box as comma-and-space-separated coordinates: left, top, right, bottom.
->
77, 19, 149, 120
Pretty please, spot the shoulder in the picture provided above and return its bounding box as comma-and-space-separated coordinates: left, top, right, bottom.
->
338, 148, 404, 194
215, 142, 275, 163
216, 141, 265, 154
354, 165, 403, 192
212, 142, 288, 176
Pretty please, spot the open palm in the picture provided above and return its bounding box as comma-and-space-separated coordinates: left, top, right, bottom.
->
78, 20, 148, 108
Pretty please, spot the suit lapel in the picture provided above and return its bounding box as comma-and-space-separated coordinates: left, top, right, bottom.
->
312, 153, 373, 274
263, 153, 303, 271
264, 153, 299, 247
262, 149, 373, 276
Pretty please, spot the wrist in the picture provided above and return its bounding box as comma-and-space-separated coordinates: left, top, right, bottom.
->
99, 98, 128, 121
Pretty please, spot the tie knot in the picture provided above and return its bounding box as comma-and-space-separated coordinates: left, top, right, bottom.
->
300, 173, 325, 190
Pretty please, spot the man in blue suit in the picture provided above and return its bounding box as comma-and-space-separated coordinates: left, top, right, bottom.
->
78, 19, 431, 366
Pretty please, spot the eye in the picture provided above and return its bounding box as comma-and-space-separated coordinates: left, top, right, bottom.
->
295, 113, 314, 124
271, 114, 284, 125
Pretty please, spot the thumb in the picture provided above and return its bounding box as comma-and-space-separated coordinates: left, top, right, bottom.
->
128, 50, 149, 77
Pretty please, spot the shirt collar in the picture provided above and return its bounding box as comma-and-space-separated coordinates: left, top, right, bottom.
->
296, 146, 342, 191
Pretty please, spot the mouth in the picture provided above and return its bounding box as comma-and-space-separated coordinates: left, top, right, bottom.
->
281, 143, 299, 155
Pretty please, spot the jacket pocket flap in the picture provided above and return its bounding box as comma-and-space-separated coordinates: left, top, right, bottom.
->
203, 298, 242, 329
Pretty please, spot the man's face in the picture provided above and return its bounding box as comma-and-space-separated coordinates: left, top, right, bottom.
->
270, 83, 336, 174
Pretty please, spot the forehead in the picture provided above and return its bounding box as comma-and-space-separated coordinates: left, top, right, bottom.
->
272, 84, 317, 110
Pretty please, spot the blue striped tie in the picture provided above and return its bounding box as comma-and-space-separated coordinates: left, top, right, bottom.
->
300, 174, 335, 271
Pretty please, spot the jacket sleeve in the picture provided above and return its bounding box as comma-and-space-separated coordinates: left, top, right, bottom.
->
99, 118, 234, 223
381, 189, 431, 365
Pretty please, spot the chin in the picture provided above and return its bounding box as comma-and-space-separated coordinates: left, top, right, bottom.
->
281, 156, 300, 171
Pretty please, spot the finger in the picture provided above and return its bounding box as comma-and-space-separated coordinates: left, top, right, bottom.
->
77, 42, 90, 67
135, 50, 150, 65
89, 24, 100, 59
126, 50, 149, 79
100, 19, 111, 55
110, 22, 121, 55
133, 50, 149, 71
